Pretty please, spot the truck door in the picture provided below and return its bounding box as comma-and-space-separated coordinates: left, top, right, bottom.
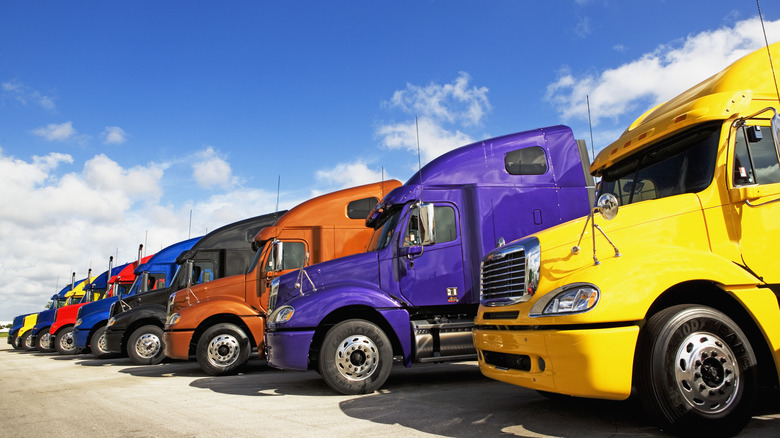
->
396, 202, 467, 306
729, 118, 780, 284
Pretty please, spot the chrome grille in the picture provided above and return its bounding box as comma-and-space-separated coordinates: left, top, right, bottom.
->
481, 248, 526, 304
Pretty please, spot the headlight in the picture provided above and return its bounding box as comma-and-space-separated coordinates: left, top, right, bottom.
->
107, 317, 116, 327
75, 318, 82, 327
271, 306, 294, 324
530, 283, 600, 316
166, 313, 181, 326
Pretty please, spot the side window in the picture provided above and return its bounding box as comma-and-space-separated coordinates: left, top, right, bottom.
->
733, 124, 780, 186
404, 205, 457, 246
347, 197, 379, 219
266, 241, 306, 272
146, 273, 166, 291
191, 261, 216, 284
505, 147, 548, 175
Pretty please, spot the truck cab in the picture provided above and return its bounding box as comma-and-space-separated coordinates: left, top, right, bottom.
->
105, 213, 280, 365
31, 275, 94, 352
265, 126, 594, 394
164, 180, 401, 375
474, 42, 780, 436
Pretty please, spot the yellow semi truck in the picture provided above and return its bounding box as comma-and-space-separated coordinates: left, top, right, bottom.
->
474, 42, 780, 435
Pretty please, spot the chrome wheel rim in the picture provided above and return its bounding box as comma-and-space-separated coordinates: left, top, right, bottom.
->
41, 333, 52, 350
206, 334, 240, 368
674, 331, 739, 414
24, 334, 33, 349
97, 333, 108, 354
334, 334, 378, 382
134, 333, 161, 359
59, 331, 75, 352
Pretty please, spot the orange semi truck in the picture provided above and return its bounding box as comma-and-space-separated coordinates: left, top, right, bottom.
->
164, 180, 401, 375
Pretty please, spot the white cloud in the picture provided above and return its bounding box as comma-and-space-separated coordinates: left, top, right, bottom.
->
315, 160, 392, 190
377, 117, 475, 165
2, 80, 56, 110
191, 147, 236, 189
545, 17, 780, 126
386, 72, 490, 126
102, 126, 127, 145
575, 16, 590, 38
32, 121, 77, 141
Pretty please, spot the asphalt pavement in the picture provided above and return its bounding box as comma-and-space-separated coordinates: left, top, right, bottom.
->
1, 341, 778, 437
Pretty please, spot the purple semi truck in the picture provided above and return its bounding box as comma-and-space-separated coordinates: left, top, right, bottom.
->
264, 125, 595, 394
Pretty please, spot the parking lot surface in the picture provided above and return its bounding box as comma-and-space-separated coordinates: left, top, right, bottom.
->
1, 342, 779, 437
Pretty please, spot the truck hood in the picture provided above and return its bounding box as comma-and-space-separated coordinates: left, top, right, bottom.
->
273, 251, 379, 311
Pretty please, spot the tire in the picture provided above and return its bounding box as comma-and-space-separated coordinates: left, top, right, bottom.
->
196, 323, 251, 376
90, 326, 116, 359
10, 335, 21, 350
21, 331, 35, 351
55, 327, 78, 355
318, 319, 393, 394
127, 325, 165, 365
636, 305, 757, 436
35, 327, 55, 352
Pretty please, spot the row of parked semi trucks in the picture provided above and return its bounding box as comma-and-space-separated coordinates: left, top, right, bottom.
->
8, 44, 780, 436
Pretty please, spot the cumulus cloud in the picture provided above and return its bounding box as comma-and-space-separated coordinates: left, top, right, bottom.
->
191, 147, 236, 189
377, 117, 475, 164
545, 17, 780, 126
315, 160, 392, 190
2, 80, 56, 110
32, 121, 77, 141
102, 126, 127, 145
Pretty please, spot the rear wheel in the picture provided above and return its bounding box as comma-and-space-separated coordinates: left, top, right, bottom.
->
36, 327, 55, 352
127, 325, 165, 365
318, 319, 393, 394
197, 323, 251, 376
55, 327, 78, 355
636, 305, 757, 436
90, 326, 115, 359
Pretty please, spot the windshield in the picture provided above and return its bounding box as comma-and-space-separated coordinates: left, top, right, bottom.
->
366, 207, 402, 252
599, 122, 719, 205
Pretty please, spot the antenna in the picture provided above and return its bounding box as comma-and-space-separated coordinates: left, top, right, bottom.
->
275, 175, 281, 219
587, 95, 595, 161
757, 0, 780, 102
144, 231, 148, 256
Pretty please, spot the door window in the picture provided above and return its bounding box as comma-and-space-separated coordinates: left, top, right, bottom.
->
404, 205, 457, 246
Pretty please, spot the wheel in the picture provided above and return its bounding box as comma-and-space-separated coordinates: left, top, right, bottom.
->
10, 335, 21, 350
55, 327, 78, 355
35, 327, 55, 352
21, 331, 35, 351
636, 305, 757, 436
318, 319, 393, 394
196, 323, 251, 376
127, 325, 165, 365
90, 326, 116, 359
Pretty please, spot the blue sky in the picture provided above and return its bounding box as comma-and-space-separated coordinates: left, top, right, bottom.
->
2, 1, 780, 319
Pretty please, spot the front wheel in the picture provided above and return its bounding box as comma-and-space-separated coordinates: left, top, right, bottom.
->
636, 305, 757, 436
10, 335, 21, 350
36, 327, 55, 352
196, 323, 251, 376
127, 325, 165, 365
318, 319, 393, 394
21, 331, 35, 351
55, 327, 78, 355
90, 326, 116, 359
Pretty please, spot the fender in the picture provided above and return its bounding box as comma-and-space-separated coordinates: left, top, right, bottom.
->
176, 294, 262, 329
110, 303, 167, 332
278, 284, 404, 330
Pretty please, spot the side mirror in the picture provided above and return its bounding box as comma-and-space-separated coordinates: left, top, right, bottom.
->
272, 241, 284, 272
418, 203, 436, 245
184, 260, 194, 287
595, 193, 619, 220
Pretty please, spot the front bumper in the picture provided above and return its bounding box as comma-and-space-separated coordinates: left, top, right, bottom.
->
73, 328, 90, 349
104, 327, 125, 353
473, 324, 639, 400
163, 330, 194, 360
265, 329, 315, 371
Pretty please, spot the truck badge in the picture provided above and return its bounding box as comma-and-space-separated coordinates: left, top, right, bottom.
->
447, 287, 458, 302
